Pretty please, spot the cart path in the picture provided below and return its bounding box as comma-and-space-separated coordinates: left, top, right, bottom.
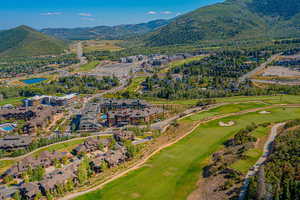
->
238, 122, 285, 200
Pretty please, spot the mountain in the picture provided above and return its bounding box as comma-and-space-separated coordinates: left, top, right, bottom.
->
145, 0, 300, 46
41, 19, 170, 40
0, 25, 67, 57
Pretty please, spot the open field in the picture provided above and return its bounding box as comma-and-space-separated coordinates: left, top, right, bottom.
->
83, 40, 123, 53
230, 126, 269, 173
75, 106, 300, 200
75, 61, 100, 72
160, 55, 207, 73
0, 97, 25, 106
149, 95, 300, 105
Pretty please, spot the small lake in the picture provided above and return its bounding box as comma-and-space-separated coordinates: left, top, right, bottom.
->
21, 78, 47, 85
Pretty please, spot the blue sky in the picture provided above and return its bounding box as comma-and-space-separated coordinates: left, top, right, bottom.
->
0, 0, 223, 29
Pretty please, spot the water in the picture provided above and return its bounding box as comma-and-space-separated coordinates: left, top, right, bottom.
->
21, 78, 47, 85
0, 125, 14, 132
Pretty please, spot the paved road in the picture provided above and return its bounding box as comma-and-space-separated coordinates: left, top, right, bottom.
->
239, 54, 281, 83
0, 132, 113, 162
238, 122, 285, 200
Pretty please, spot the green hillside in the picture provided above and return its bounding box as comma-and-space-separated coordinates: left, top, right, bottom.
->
145, 0, 300, 46
0, 25, 67, 57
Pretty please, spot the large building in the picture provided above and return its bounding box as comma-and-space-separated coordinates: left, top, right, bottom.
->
23, 93, 77, 107
107, 107, 163, 127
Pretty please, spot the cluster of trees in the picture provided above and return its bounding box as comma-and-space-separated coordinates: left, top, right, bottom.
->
246, 120, 300, 200
142, 50, 268, 99
0, 54, 79, 78
0, 75, 119, 101
232, 123, 258, 146
40, 76, 119, 94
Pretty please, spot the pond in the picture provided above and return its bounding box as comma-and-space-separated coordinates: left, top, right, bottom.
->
21, 78, 47, 85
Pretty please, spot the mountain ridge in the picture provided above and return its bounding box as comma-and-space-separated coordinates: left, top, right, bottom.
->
41, 19, 170, 40
143, 0, 300, 46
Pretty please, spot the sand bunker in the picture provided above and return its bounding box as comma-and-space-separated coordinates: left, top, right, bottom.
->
259, 111, 271, 114
219, 121, 235, 127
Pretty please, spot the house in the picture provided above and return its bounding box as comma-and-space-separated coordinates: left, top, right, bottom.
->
97, 98, 150, 112
40, 168, 77, 194
0, 186, 18, 200
4, 151, 69, 178
20, 182, 40, 199
113, 131, 134, 142
104, 147, 128, 168
0, 136, 33, 150
73, 138, 110, 156
90, 155, 106, 173
107, 107, 163, 127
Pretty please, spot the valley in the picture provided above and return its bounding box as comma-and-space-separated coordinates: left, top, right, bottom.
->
0, 0, 300, 199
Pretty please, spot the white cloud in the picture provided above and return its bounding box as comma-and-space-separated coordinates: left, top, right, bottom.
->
161, 11, 173, 15
40, 12, 62, 16
176, 12, 182, 16
147, 11, 157, 15
78, 13, 92, 17
81, 17, 96, 21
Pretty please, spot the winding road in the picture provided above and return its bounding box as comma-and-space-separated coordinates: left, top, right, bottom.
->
238, 122, 285, 200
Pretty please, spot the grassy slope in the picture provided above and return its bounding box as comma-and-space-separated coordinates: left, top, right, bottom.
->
0, 25, 66, 57
75, 61, 100, 72
75, 105, 300, 200
0, 97, 25, 106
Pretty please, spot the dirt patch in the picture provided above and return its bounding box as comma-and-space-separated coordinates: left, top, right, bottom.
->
131, 192, 141, 199
259, 111, 271, 114
261, 66, 300, 77
219, 121, 235, 127
188, 174, 241, 200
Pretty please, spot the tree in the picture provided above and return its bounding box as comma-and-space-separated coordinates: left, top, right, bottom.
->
12, 191, 21, 200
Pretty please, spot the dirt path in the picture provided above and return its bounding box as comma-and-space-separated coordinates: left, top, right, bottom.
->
59, 105, 280, 200
238, 122, 285, 200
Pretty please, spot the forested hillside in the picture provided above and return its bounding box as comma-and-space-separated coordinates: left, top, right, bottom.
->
0, 25, 66, 57
145, 0, 300, 46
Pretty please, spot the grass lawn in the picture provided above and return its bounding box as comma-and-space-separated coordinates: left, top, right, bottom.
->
31, 138, 86, 157
160, 55, 207, 73
75, 61, 100, 72
75, 106, 300, 200
149, 95, 300, 106
182, 102, 268, 122
0, 160, 16, 174
0, 97, 25, 106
